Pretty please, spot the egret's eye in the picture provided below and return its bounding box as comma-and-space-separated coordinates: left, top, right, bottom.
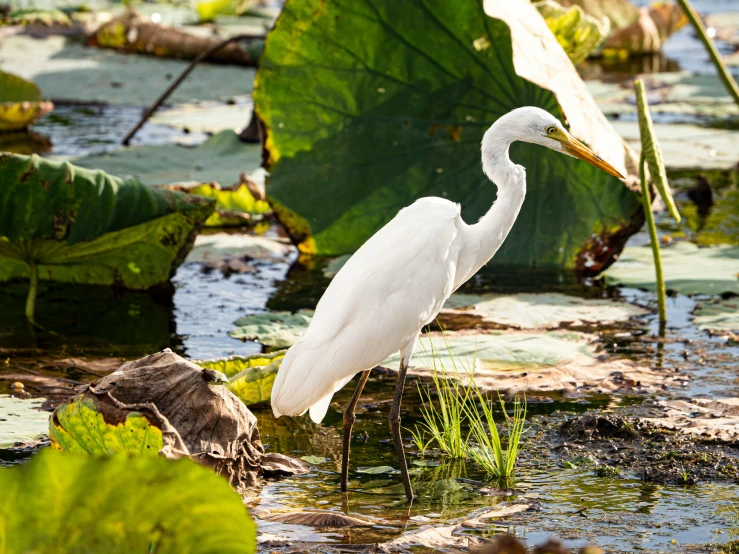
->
546, 126, 556, 135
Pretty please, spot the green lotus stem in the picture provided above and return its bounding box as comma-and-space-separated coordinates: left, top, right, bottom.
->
25, 261, 38, 322
676, 0, 739, 106
639, 154, 667, 324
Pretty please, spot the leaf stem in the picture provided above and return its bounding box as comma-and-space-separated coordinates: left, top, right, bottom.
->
639, 154, 667, 324
25, 261, 38, 322
676, 0, 739, 106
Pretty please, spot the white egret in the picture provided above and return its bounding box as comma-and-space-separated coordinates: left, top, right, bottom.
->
270, 107, 623, 500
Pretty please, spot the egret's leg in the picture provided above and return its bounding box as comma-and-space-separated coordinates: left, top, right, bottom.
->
390, 338, 418, 501
341, 370, 371, 492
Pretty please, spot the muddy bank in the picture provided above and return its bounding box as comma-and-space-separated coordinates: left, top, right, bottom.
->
553, 413, 739, 485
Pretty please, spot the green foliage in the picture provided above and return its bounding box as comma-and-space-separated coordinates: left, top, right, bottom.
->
187, 182, 271, 227
0, 449, 257, 554
0, 71, 53, 131
414, 341, 473, 459
199, 351, 285, 406
0, 153, 214, 319
49, 396, 163, 456
254, 0, 640, 267
535, 0, 609, 64
467, 388, 526, 480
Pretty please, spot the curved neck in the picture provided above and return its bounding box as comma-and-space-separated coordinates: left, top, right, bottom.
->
454, 129, 527, 288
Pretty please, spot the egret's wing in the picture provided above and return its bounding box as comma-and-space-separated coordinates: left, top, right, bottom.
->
271, 198, 463, 420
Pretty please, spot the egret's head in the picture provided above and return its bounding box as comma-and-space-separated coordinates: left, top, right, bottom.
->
485, 107, 624, 179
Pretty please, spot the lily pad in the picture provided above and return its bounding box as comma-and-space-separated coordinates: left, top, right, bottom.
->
0, 449, 257, 554
254, 0, 641, 268
229, 310, 314, 348
186, 233, 295, 263
442, 292, 647, 329
603, 242, 739, 295
300, 455, 328, 464
356, 465, 400, 475
0, 396, 48, 448
0, 153, 214, 318
0, 34, 253, 105
199, 351, 286, 406
74, 131, 261, 190
0, 71, 53, 131
535, 0, 608, 64
693, 299, 739, 332
383, 331, 681, 394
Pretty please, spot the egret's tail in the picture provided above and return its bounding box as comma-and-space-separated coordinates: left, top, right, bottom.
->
270, 340, 355, 424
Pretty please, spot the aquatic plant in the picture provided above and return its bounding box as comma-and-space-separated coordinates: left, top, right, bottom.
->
466, 386, 527, 481
413, 340, 473, 459
634, 79, 681, 325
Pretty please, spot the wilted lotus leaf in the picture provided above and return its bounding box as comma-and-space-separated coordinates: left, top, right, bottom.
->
0, 449, 257, 554
4, 7, 71, 26
255, 0, 641, 269
535, 1, 609, 64
230, 310, 314, 348
52, 350, 272, 486
199, 351, 285, 405
264, 511, 374, 527
555, 0, 639, 29
0, 71, 53, 131
602, 4, 687, 55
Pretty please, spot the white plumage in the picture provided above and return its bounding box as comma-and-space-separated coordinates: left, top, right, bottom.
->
268, 107, 623, 500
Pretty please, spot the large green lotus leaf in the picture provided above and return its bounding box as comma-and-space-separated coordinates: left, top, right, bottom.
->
229, 310, 314, 348
199, 351, 284, 405
0, 153, 214, 289
0, 449, 257, 554
693, 298, 739, 332
254, 0, 641, 268
443, 292, 646, 328
535, 0, 609, 64
603, 242, 739, 295
0, 71, 53, 131
0, 396, 48, 448
49, 395, 164, 456
75, 131, 261, 189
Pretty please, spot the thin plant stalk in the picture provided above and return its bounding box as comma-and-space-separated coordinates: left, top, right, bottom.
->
676, 0, 739, 106
25, 261, 37, 322
639, 154, 667, 324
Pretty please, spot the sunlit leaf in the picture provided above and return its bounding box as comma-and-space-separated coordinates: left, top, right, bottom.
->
229, 310, 313, 348
254, 0, 640, 269
0, 449, 257, 554
0, 71, 53, 131
535, 0, 609, 64
356, 465, 400, 474
300, 455, 328, 464
199, 351, 285, 406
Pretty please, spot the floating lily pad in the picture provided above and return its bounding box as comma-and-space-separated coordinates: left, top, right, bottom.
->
300, 455, 328, 465
0, 71, 53, 131
74, 131, 261, 189
151, 102, 255, 134
603, 242, 739, 295
356, 465, 399, 475
199, 351, 285, 406
254, 0, 640, 267
186, 233, 295, 263
229, 310, 314, 348
0, 34, 253, 105
0, 449, 257, 553
693, 299, 739, 332
442, 292, 647, 329
0, 396, 48, 448
384, 331, 681, 394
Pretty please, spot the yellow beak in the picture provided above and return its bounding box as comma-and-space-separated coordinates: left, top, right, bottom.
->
559, 133, 624, 179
